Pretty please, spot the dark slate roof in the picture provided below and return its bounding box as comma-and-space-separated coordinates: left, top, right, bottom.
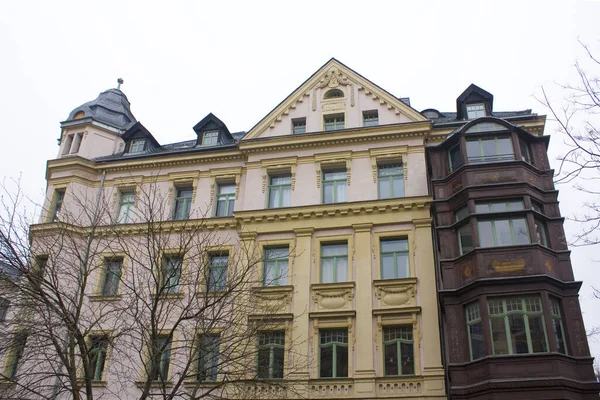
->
427, 110, 533, 125
92, 131, 246, 163
63, 88, 137, 130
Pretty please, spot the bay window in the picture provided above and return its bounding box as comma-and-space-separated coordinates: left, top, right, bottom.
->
466, 136, 514, 163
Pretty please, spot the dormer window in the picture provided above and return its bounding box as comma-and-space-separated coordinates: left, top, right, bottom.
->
202, 131, 219, 146
324, 89, 344, 99
292, 118, 306, 134
129, 139, 146, 153
423, 111, 438, 119
466, 104, 486, 119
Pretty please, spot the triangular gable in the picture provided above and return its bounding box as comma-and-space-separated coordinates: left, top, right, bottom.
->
122, 122, 160, 148
192, 113, 234, 146
244, 58, 427, 140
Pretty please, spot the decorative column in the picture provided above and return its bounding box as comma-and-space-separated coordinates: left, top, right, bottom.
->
352, 223, 376, 391
289, 228, 313, 391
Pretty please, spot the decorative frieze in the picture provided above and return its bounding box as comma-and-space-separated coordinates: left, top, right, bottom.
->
311, 282, 355, 312
374, 278, 417, 309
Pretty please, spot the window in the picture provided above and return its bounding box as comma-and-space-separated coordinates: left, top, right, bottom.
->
475, 200, 524, 213
263, 247, 289, 286
378, 164, 404, 199
257, 331, 285, 379
0, 298, 9, 322
71, 132, 84, 154
268, 175, 292, 209
62, 134, 74, 155
363, 110, 379, 127
129, 139, 146, 153
173, 188, 193, 220
101, 258, 123, 297
465, 303, 485, 360
150, 336, 172, 381
448, 144, 462, 172
292, 118, 306, 134
117, 191, 136, 223
207, 254, 228, 292
324, 114, 344, 131
383, 326, 414, 376
478, 218, 530, 248
197, 334, 220, 382
322, 170, 347, 204
380, 239, 409, 279
216, 184, 235, 217
319, 329, 348, 378
466, 137, 514, 163
458, 224, 474, 254
89, 335, 109, 381
33, 255, 48, 287
162, 256, 182, 294
531, 200, 544, 214
51, 189, 65, 222
423, 110, 438, 119
455, 206, 469, 222
202, 131, 219, 146
324, 89, 344, 99
466, 103, 486, 119
488, 296, 548, 355
321, 243, 348, 283
519, 138, 532, 164
550, 297, 567, 354
534, 219, 549, 247
6, 332, 27, 379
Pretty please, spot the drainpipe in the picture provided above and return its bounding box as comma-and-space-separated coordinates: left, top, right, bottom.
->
50, 169, 106, 399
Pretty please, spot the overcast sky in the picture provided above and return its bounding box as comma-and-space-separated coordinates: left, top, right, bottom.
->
1, 0, 599, 360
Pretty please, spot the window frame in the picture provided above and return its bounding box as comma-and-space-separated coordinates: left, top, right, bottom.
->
487, 296, 549, 355
0, 298, 9, 323
320, 242, 348, 284
88, 334, 110, 382
466, 136, 515, 164
382, 325, 415, 376
363, 110, 379, 127
5, 332, 27, 379
129, 139, 146, 153
196, 333, 220, 382
267, 174, 292, 209
324, 114, 345, 131
466, 103, 486, 119
323, 89, 344, 99
207, 254, 228, 293
202, 131, 219, 146
51, 189, 65, 222
101, 257, 123, 297
292, 118, 306, 134
477, 217, 531, 248
380, 238, 409, 279
319, 328, 348, 378
550, 297, 568, 355
257, 331, 285, 379
448, 143, 462, 172
215, 183, 236, 217
263, 247, 289, 287
377, 164, 404, 199
117, 190, 136, 223
150, 335, 172, 382
173, 187, 193, 220
465, 302, 485, 360
322, 169, 347, 204
458, 223, 474, 255
161, 255, 182, 295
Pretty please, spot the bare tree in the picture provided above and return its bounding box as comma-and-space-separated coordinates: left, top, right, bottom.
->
0, 177, 306, 400
538, 39, 600, 246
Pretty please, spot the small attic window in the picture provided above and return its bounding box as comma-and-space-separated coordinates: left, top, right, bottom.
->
129, 139, 146, 153
202, 131, 219, 146
74, 111, 85, 119
466, 104, 486, 119
423, 111, 438, 119
324, 89, 344, 99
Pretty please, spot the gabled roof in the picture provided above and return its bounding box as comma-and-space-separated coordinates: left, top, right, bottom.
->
456, 84, 494, 120
243, 58, 427, 140
193, 113, 231, 136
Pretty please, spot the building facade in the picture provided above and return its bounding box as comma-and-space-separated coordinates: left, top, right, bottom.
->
425, 85, 600, 399
2, 60, 597, 400
8, 59, 446, 399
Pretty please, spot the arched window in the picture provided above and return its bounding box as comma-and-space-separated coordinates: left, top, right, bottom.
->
74, 111, 85, 119
324, 89, 344, 99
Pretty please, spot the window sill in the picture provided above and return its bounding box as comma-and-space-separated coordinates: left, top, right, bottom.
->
253, 285, 294, 294
135, 381, 174, 388
88, 295, 123, 302
183, 380, 218, 388
152, 293, 184, 300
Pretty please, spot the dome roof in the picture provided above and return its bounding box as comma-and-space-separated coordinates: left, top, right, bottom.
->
64, 88, 137, 130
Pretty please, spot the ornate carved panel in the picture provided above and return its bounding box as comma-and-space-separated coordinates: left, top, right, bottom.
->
252, 286, 293, 315
373, 278, 417, 309
311, 282, 355, 312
